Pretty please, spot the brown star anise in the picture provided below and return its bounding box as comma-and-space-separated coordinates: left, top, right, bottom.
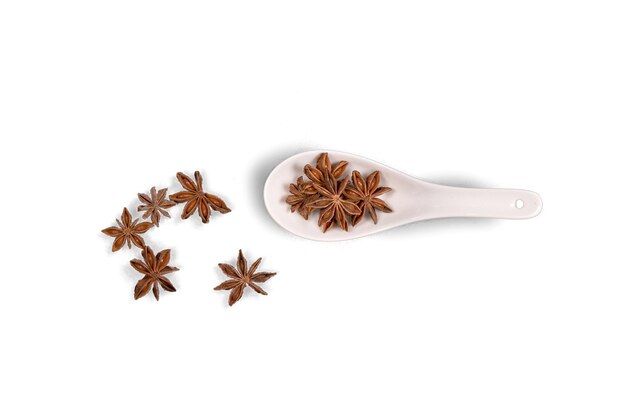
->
137, 186, 176, 227
130, 246, 179, 301
215, 250, 276, 306
344, 170, 392, 225
301, 153, 360, 232
300, 153, 358, 232
286, 176, 318, 220
285, 152, 394, 231
101, 207, 153, 252
303, 152, 349, 186
169, 171, 231, 223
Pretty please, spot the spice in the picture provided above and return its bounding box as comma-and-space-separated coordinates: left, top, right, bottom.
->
101, 207, 153, 251
170, 171, 231, 223
215, 250, 276, 306
137, 187, 176, 227
344, 170, 392, 225
286, 176, 318, 220
309, 176, 361, 232
285, 153, 393, 232
130, 246, 179, 301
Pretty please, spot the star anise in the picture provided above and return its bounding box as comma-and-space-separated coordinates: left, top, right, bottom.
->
301, 153, 360, 232
215, 250, 276, 306
303, 152, 349, 186
344, 170, 392, 225
101, 207, 153, 252
285, 153, 394, 231
286, 176, 318, 220
137, 186, 176, 227
130, 246, 179, 301
309, 176, 361, 232
169, 171, 231, 223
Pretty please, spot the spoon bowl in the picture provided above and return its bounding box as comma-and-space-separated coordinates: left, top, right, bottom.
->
263, 150, 542, 241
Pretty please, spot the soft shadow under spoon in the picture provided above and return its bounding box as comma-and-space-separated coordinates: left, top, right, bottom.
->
263, 150, 542, 241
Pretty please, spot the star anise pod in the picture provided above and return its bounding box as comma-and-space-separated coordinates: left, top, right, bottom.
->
169, 171, 231, 223
137, 186, 176, 227
215, 250, 276, 306
344, 170, 392, 225
302, 153, 359, 231
286, 176, 318, 220
130, 246, 179, 301
309, 176, 361, 232
101, 207, 153, 252
303, 152, 349, 186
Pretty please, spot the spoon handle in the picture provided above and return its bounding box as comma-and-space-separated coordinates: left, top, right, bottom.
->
423, 185, 542, 220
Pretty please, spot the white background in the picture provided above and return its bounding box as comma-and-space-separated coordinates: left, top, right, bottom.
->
1, 1, 624, 417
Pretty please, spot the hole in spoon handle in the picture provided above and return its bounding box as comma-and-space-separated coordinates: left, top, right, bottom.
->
428, 187, 543, 220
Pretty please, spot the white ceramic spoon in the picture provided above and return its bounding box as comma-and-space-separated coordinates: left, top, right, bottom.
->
263, 150, 542, 241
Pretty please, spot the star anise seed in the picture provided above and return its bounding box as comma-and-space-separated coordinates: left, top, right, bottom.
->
169, 171, 231, 223
130, 246, 179, 301
137, 186, 176, 227
215, 250, 276, 306
101, 207, 153, 252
